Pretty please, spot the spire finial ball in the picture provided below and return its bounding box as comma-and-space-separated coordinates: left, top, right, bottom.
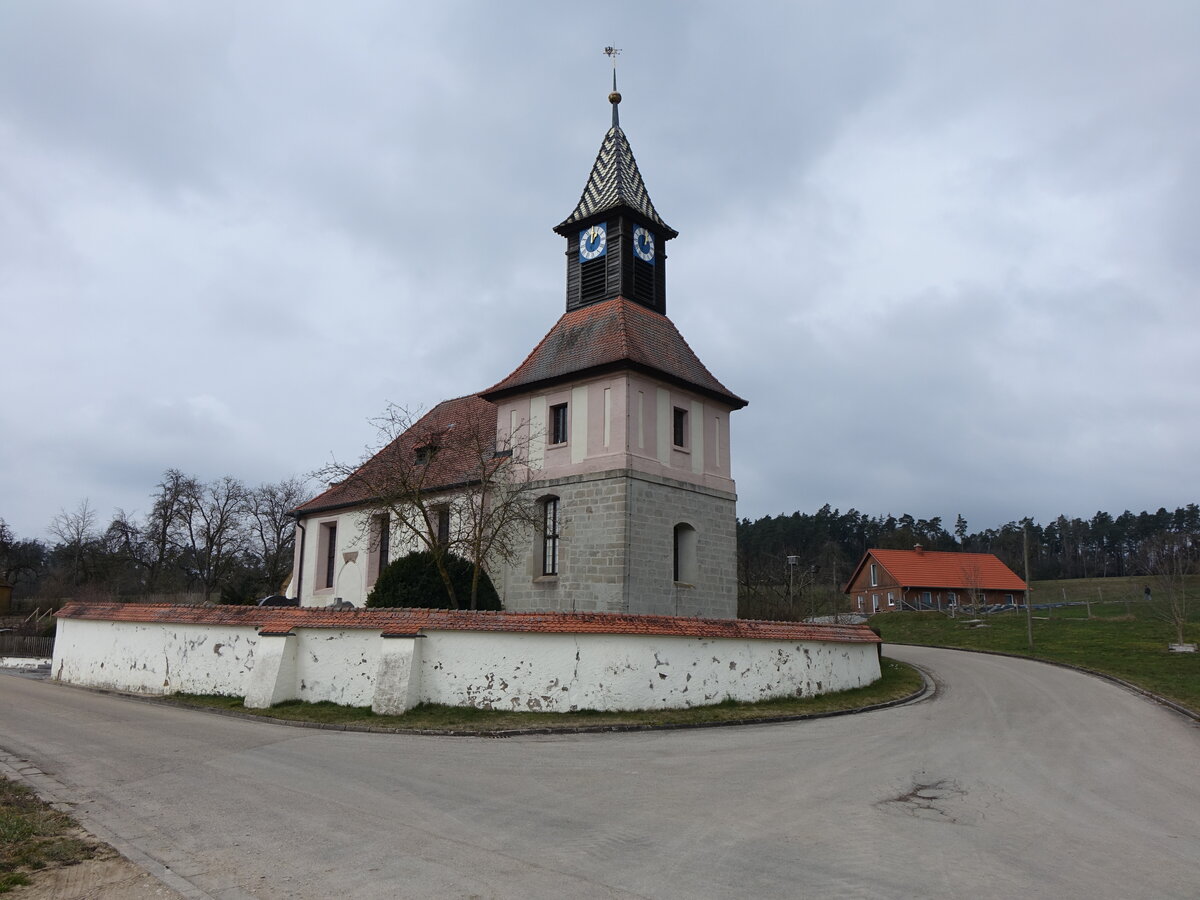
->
609, 91, 621, 105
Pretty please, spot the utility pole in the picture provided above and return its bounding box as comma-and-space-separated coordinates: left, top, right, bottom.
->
1024, 525, 1034, 650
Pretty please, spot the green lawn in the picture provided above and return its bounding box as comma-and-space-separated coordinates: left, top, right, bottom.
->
170, 656, 921, 733
1029, 574, 1200, 609
872, 599, 1199, 714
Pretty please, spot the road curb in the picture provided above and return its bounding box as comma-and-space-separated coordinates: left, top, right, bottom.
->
0, 749, 212, 899
886, 643, 1199, 723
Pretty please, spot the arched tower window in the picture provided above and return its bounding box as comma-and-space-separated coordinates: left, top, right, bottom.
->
673, 523, 698, 584
542, 497, 561, 576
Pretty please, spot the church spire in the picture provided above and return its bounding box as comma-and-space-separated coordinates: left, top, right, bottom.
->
607, 45, 621, 128
554, 55, 676, 315
554, 56, 676, 238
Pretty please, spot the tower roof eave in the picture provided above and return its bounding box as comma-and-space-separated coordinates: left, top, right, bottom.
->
480, 297, 746, 409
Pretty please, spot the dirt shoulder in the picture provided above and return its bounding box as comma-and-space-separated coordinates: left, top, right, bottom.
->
10, 839, 182, 899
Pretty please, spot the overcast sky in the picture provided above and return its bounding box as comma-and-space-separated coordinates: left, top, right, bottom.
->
2, 1, 1197, 541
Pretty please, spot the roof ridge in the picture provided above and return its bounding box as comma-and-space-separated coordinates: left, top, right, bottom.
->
481, 311, 571, 396
626, 299, 735, 396
614, 295, 633, 358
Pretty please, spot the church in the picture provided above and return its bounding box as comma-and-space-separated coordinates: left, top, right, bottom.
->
289, 79, 747, 618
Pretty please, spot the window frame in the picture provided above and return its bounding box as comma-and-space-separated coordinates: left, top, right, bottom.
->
434, 504, 450, 548
550, 403, 568, 445
369, 513, 390, 585
542, 497, 560, 576
672, 406, 688, 449
321, 522, 338, 590
673, 522, 698, 584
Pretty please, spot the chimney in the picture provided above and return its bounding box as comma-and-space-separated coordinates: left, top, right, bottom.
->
914, 544, 924, 555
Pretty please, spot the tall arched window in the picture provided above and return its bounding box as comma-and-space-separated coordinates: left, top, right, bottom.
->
542, 497, 560, 576
673, 523, 698, 584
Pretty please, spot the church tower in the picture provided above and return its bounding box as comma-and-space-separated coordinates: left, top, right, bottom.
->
483, 70, 747, 618
554, 74, 676, 315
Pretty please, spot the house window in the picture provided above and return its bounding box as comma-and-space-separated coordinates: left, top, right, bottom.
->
434, 505, 450, 548
872, 593, 880, 613
673, 523, 698, 584
948, 591, 957, 604
1005, 593, 1014, 604
371, 513, 390, 582
857, 595, 864, 611
978, 592, 987, 604
887, 592, 895, 607
322, 522, 337, 590
672, 407, 688, 448
415, 445, 435, 465
550, 403, 568, 445
542, 497, 560, 575
869, 563, 879, 587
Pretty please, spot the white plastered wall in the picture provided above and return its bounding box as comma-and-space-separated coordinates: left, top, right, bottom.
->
53, 616, 881, 713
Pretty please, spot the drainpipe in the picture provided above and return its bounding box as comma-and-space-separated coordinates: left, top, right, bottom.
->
292, 513, 306, 603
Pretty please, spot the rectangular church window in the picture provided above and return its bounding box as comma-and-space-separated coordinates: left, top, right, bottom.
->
542, 498, 560, 576
672, 407, 688, 448
551, 403, 568, 444
322, 522, 337, 590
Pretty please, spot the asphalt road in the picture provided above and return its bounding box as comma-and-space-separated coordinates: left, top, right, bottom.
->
1, 646, 1197, 899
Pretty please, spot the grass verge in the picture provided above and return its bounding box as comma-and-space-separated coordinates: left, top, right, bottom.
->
169, 656, 921, 733
872, 604, 1200, 714
0, 778, 98, 894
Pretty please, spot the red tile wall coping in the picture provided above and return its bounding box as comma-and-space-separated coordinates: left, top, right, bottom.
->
56, 602, 880, 644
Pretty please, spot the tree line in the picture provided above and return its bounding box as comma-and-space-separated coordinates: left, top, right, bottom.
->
738, 503, 1200, 594
1, 470, 311, 605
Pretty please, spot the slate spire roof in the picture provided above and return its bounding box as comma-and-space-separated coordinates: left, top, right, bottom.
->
555, 85, 677, 238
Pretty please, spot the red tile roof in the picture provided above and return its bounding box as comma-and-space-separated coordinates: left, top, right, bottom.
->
296, 394, 497, 515
57, 602, 879, 644
848, 549, 1027, 592
482, 297, 747, 409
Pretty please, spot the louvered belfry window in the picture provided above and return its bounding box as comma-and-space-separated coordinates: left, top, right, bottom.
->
580, 258, 606, 302
632, 258, 655, 306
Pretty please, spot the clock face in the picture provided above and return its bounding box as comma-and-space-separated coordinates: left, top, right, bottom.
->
633, 226, 655, 263
579, 223, 607, 261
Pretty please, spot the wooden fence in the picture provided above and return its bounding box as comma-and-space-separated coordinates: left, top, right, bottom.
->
0, 633, 54, 659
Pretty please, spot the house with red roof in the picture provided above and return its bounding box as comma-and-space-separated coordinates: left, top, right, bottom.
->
844, 547, 1027, 614
289, 83, 746, 618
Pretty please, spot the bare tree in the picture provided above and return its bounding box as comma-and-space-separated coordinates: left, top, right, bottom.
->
960, 557, 987, 615
49, 499, 97, 586
0, 518, 46, 587
247, 477, 311, 594
316, 398, 540, 610
142, 469, 199, 591
1137, 531, 1196, 646
178, 476, 249, 602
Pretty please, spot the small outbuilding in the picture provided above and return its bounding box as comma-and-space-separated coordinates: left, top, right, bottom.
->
844, 546, 1026, 614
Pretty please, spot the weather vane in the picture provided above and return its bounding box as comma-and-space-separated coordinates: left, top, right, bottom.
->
604, 46, 622, 125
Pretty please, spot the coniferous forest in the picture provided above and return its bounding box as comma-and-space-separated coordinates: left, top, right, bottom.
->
737, 503, 1200, 597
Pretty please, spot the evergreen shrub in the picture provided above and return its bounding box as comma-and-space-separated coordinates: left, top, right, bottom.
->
366, 550, 501, 610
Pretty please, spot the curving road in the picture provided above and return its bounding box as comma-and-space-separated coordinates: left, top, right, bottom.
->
1, 646, 1197, 899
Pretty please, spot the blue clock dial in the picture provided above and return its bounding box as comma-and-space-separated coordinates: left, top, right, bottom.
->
633, 226, 655, 264
579, 223, 608, 261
